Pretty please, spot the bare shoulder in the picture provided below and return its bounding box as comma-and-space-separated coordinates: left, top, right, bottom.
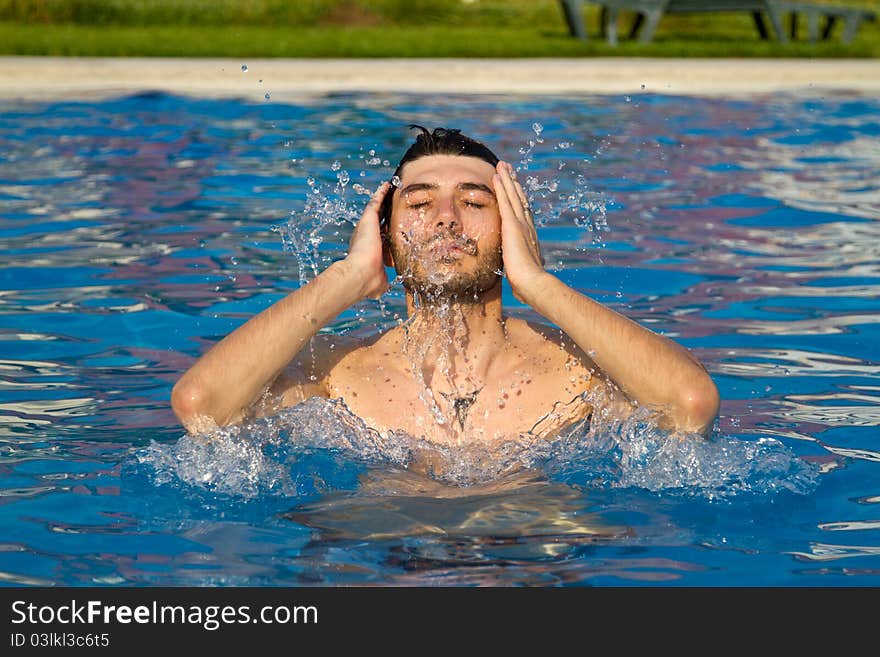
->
506, 317, 597, 370
252, 331, 372, 417
507, 316, 625, 402
498, 317, 599, 435
284, 331, 363, 377
508, 317, 635, 424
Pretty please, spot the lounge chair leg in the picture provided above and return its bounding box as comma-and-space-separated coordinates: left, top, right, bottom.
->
559, 0, 587, 41
764, 3, 789, 43
807, 9, 819, 42
639, 8, 662, 43
606, 8, 619, 46
841, 14, 861, 44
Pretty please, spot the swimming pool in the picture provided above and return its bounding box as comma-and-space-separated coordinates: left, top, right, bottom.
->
1, 88, 878, 587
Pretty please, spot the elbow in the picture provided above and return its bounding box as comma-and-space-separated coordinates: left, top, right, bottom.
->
171, 378, 215, 434
678, 377, 721, 437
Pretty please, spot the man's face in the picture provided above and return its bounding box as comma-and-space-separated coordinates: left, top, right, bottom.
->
387, 154, 502, 300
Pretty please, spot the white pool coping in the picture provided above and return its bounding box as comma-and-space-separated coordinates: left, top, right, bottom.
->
1, 56, 878, 101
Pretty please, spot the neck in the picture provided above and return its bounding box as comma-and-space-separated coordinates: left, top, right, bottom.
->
401, 280, 506, 388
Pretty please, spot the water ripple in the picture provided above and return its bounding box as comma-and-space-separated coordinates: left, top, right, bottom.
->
1, 90, 878, 585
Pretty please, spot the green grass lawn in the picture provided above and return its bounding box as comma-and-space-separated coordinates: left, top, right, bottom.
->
0, 0, 877, 57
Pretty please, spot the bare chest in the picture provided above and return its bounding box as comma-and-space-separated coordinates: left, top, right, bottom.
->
325, 360, 593, 445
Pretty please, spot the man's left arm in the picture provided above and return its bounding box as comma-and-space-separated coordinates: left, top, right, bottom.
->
493, 161, 720, 436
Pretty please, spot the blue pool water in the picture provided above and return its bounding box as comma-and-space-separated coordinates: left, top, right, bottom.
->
1, 89, 878, 586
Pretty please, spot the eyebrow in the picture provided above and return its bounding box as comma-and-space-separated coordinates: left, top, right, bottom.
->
400, 182, 496, 197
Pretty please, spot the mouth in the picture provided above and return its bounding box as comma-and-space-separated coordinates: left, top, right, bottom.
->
425, 237, 478, 259
431, 242, 463, 259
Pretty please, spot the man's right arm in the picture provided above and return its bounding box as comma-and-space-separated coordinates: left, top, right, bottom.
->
170, 182, 391, 434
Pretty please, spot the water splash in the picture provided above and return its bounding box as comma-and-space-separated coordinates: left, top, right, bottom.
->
135, 426, 296, 499
541, 404, 821, 500
511, 123, 611, 256
272, 163, 364, 284
275, 125, 610, 293
134, 392, 820, 503
208, 128, 825, 504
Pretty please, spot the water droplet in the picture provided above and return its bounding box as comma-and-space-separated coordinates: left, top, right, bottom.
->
532, 122, 543, 135
331, 160, 342, 171
264, 92, 271, 100
391, 175, 402, 187
241, 64, 248, 73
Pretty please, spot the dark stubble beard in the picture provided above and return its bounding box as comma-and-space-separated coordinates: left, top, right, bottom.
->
390, 235, 502, 303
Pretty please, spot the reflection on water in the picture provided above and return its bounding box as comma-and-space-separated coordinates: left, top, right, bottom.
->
787, 543, 880, 561
285, 468, 630, 542
1, 91, 879, 585
282, 469, 714, 586
745, 134, 880, 221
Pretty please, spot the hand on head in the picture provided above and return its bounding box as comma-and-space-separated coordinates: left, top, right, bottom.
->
492, 161, 546, 302
345, 181, 392, 300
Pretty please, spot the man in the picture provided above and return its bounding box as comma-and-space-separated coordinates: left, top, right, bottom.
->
171, 126, 720, 446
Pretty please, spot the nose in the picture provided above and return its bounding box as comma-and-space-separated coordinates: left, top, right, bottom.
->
434, 195, 459, 232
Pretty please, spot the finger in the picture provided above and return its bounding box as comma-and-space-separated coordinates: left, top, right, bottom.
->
498, 164, 543, 261
355, 182, 391, 238
363, 181, 391, 218
495, 162, 527, 224
512, 179, 539, 251
502, 163, 534, 222
495, 173, 543, 263
493, 172, 518, 226
507, 172, 535, 235
493, 165, 529, 232
512, 179, 532, 221
502, 164, 538, 234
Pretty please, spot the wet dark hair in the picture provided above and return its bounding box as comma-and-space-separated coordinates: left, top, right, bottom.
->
379, 124, 500, 228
